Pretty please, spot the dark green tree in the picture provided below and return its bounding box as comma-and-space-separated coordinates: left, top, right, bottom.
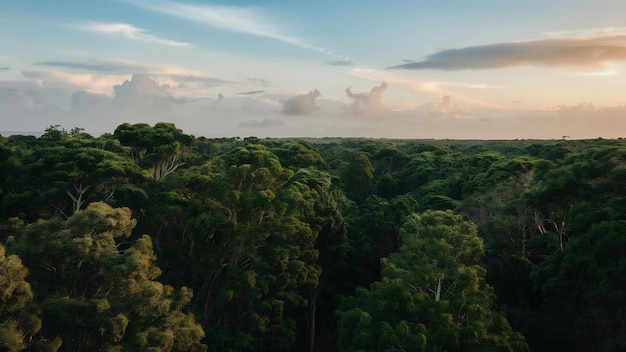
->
148, 144, 322, 351
340, 151, 374, 203
336, 210, 527, 351
113, 122, 193, 181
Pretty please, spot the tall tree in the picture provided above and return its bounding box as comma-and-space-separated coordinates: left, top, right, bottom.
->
0, 244, 47, 351
148, 144, 322, 351
336, 210, 527, 351
6, 202, 206, 351
113, 122, 193, 181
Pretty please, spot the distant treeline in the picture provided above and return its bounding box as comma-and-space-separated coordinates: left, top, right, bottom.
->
1, 123, 625, 351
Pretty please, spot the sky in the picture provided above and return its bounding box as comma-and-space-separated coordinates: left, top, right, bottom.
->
2, 0, 626, 139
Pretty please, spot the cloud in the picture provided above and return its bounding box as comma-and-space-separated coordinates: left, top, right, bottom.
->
0, 88, 36, 109
327, 59, 355, 66
547, 102, 626, 123
238, 118, 284, 128
492, 103, 626, 139
71, 91, 112, 114
28, 62, 235, 103
21, 69, 130, 95
416, 95, 473, 117
66, 74, 178, 126
0, 72, 279, 135
166, 74, 233, 87
33, 59, 230, 81
128, 0, 320, 50
74, 81, 282, 134
248, 78, 273, 87
80, 22, 191, 47
0, 87, 68, 130
34, 60, 149, 73
111, 74, 174, 113
4, 72, 626, 139
237, 90, 265, 95
390, 34, 626, 70
543, 26, 626, 38
345, 82, 388, 118
0, 67, 9, 71
282, 89, 321, 115
347, 67, 498, 109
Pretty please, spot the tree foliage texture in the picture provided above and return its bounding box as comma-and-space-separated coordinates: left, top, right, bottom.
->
336, 210, 527, 352
4, 125, 626, 351
5, 202, 206, 352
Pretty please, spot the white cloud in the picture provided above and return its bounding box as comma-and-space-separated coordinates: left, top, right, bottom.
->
80, 22, 191, 47
22, 69, 129, 94
112, 74, 174, 113
128, 0, 321, 50
416, 95, 474, 118
345, 82, 388, 118
543, 26, 626, 38
282, 89, 321, 115
348, 67, 500, 110
3, 69, 626, 140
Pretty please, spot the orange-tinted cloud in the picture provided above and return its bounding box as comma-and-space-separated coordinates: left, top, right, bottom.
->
346, 82, 388, 118
80, 22, 191, 47
417, 95, 473, 117
390, 34, 626, 70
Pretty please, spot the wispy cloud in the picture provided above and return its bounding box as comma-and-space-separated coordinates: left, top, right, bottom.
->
80, 22, 191, 47
128, 0, 321, 51
32, 59, 232, 86
390, 33, 626, 70
349, 67, 500, 108
34, 60, 149, 73
543, 26, 626, 38
238, 90, 265, 95
327, 59, 355, 66
248, 78, 273, 87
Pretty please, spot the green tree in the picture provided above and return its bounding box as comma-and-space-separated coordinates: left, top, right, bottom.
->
6, 202, 206, 351
148, 144, 322, 351
1, 132, 141, 221
0, 244, 43, 351
113, 122, 193, 181
336, 210, 527, 351
340, 151, 374, 203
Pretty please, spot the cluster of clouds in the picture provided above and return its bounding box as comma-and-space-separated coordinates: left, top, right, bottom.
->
3, 66, 626, 139
3, 19, 626, 138
0, 65, 481, 137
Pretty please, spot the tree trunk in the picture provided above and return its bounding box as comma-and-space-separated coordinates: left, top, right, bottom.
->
435, 277, 442, 302
308, 288, 320, 352
67, 183, 90, 214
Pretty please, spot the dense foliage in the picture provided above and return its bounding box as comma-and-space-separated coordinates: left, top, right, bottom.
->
2, 124, 626, 351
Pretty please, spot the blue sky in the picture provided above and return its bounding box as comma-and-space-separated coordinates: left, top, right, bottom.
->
2, 0, 626, 138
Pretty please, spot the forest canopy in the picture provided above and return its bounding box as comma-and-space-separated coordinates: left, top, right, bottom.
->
1, 124, 625, 351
